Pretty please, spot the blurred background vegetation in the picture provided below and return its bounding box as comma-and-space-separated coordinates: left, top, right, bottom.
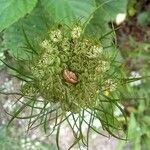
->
116, 0, 150, 150
0, 0, 150, 150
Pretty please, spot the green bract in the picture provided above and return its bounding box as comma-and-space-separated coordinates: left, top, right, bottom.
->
22, 25, 119, 113
3, 24, 128, 150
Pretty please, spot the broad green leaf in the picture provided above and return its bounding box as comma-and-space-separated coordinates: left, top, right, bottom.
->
85, 0, 127, 37
96, 0, 128, 21
85, 8, 109, 37
3, 3, 52, 59
0, 0, 38, 32
41, 0, 96, 25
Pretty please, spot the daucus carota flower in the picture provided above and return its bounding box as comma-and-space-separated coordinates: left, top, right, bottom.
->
102, 79, 117, 92
22, 25, 117, 112
71, 26, 82, 39
5, 24, 128, 149
50, 29, 62, 42
41, 39, 50, 49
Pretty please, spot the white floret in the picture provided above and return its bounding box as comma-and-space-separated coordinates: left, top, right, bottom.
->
71, 26, 82, 39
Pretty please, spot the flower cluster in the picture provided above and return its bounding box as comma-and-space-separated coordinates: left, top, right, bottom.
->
21, 25, 119, 113
5, 24, 127, 148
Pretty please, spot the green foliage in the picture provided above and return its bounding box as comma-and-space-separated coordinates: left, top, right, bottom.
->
127, 0, 137, 16
95, 0, 127, 21
116, 35, 150, 150
3, 3, 52, 59
85, 0, 127, 36
0, 0, 38, 32
137, 11, 150, 26
41, 0, 96, 25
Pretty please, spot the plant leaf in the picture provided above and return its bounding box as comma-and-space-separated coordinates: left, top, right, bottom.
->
0, 0, 38, 31
95, 0, 127, 21
3, 3, 52, 59
41, 0, 96, 25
